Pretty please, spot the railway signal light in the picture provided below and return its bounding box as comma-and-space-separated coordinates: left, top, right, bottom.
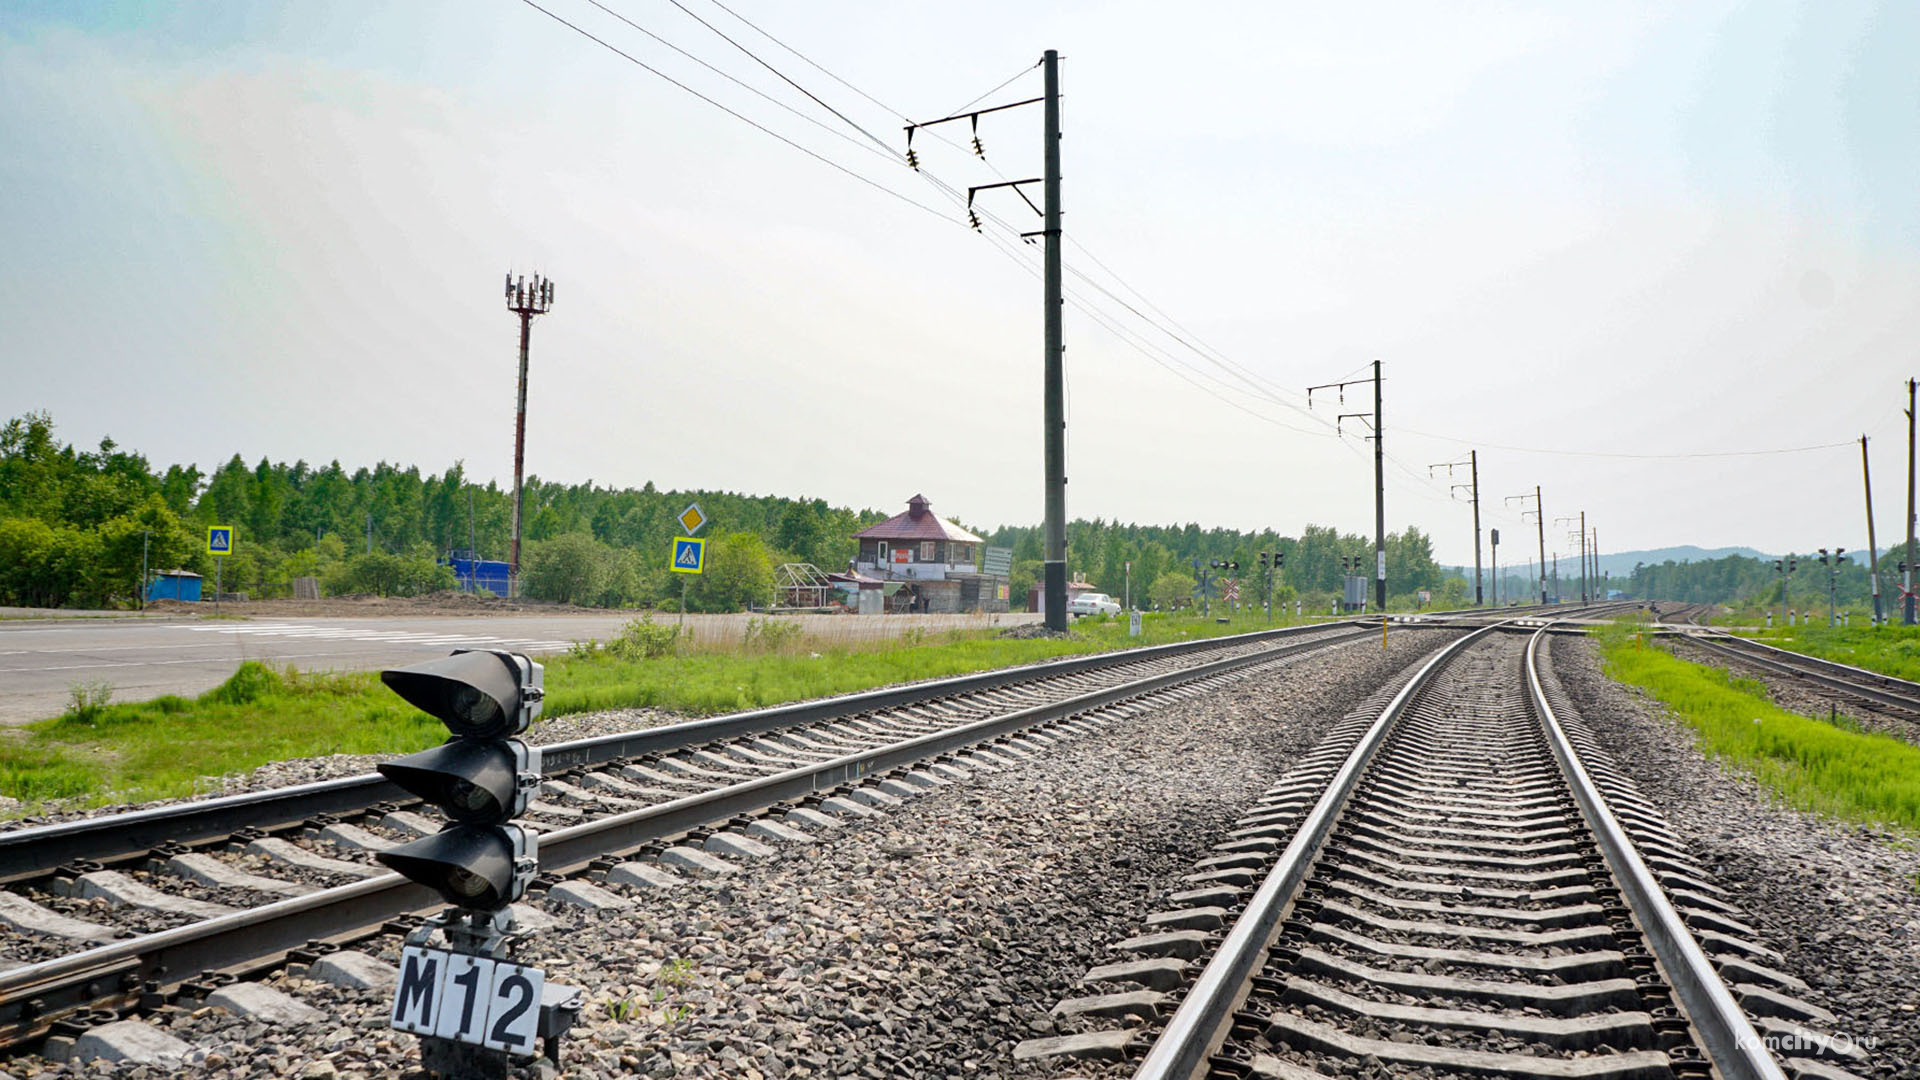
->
375, 651, 544, 911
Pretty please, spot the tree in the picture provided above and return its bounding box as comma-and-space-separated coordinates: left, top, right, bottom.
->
1151, 572, 1196, 610
774, 500, 825, 564
97, 497, 199, 603
520, 533, 609, 606
688, 532, 776, 612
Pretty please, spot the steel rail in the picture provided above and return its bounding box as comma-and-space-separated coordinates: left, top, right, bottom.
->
0, 619, 1361, 883
0, 623, 1379, 1047
1682, 631, 1920, 713
1526, 625, 1785, 1080
1130, 621, 1500, 1080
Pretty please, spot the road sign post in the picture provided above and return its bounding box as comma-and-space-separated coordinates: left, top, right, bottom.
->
674, 505, 707, 629
207, 526, 233, 613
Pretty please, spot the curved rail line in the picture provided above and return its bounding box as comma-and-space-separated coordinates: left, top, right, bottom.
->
1126, 619, 1795, 1080
1680, 630, 1920, 724
0, 618, 1395, 1053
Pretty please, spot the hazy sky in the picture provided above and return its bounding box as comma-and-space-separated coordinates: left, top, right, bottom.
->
3, 1, 1915, 568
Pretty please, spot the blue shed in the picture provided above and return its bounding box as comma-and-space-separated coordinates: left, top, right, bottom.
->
147, 570, 204, 603
446, 557, 513, 598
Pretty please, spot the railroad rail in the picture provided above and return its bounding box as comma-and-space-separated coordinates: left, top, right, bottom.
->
0, 618, 1391, 1053
1111, 619, 1813, 1080
1679, 629, 1920, 726
0, 619, 1382, 884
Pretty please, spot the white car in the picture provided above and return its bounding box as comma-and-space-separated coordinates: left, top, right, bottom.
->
1068, 592, 1122, 618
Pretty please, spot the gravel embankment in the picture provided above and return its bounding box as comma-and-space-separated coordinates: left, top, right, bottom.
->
6, 630, 1454, 1080
1548, 635, 1920, 1079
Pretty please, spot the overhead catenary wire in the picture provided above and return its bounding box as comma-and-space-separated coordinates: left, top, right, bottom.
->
532, 0, 1791, 543
665, 0, 1352, 447
1397, 426, 1859, 461
656, 0, 903, 158
515, 0, 958, 223
580, 0, 896, 164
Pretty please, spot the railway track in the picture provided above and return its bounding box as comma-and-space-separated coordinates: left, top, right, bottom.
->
0, 618, 1396, 1056
1025, 620, 1843, 1080
1678, 630, 1920, 730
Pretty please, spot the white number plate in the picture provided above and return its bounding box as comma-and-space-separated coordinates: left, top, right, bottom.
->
390, 945, 545, 1055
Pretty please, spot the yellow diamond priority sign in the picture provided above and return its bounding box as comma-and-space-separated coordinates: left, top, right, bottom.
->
677, 502, 707, 535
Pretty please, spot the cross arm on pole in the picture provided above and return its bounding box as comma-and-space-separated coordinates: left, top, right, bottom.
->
1336, 412, 1376, 439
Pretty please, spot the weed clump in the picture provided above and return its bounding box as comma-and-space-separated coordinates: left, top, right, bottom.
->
63, 681, 114, 725
607, 615, 681, 660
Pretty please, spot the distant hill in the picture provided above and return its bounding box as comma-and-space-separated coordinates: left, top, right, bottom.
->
1598, 546, 1769, 576
1446, 544, 1876, 582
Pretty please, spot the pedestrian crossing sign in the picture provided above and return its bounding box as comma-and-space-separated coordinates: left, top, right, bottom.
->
207, 526, 233, 556
671, 537, 705, 574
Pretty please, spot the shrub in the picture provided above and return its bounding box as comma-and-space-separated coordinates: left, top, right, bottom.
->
742, 616, 802, 653
607, 614, 681, 660
64, 680, 114, 725
521, 533, 611, 606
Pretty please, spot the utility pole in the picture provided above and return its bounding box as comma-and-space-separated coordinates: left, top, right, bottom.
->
1907, 378, 1916, 625
1429, 451, 1482, 606
1309, 361, 1386, 610
1490, 528, 1499, 607
1040, 49, 1066, 632
505, 272, 556, 587
137, 529, 153, 610
1556, 514, 1586, 602
1862, 435, 1882, 624
1506, 487, 1547, 603
914, 54, 1063, 628
1592, 529, 1601, 600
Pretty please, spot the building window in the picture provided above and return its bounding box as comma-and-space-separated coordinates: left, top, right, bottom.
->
921, 541, 938, 562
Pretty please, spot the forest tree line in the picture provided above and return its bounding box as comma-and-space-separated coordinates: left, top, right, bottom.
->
1, 412, 1467, 612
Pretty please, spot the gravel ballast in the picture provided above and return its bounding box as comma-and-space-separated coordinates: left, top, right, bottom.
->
1547, 634, 1920, 1080
6, 629, 1455, 1079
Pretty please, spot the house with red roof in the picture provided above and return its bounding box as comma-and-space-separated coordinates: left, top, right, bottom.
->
848, 494, 1009, 613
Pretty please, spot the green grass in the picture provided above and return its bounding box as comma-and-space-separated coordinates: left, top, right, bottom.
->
1596, 624, 1920, 832
0, 610, 1326, 815
1738, 624, 1920, 684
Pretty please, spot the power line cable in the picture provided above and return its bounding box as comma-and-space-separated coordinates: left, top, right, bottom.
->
582, 0, 894, 163
656, 0, 901, 157
1396, 426, 1857, 461
946, 62, 1042, 116
516, 0, 957, 223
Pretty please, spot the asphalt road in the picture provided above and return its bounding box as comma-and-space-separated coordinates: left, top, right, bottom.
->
0, 615, 627, 724
0, 611, 1041, 724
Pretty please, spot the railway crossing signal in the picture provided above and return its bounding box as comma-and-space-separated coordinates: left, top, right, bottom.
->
376, 650, 579, 1077
1210, 560, 1241, 614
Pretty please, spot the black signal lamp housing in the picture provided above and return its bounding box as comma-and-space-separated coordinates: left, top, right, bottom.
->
381, 650, 544, 738
377, 824, 538, 910
378, 739, 542, 824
